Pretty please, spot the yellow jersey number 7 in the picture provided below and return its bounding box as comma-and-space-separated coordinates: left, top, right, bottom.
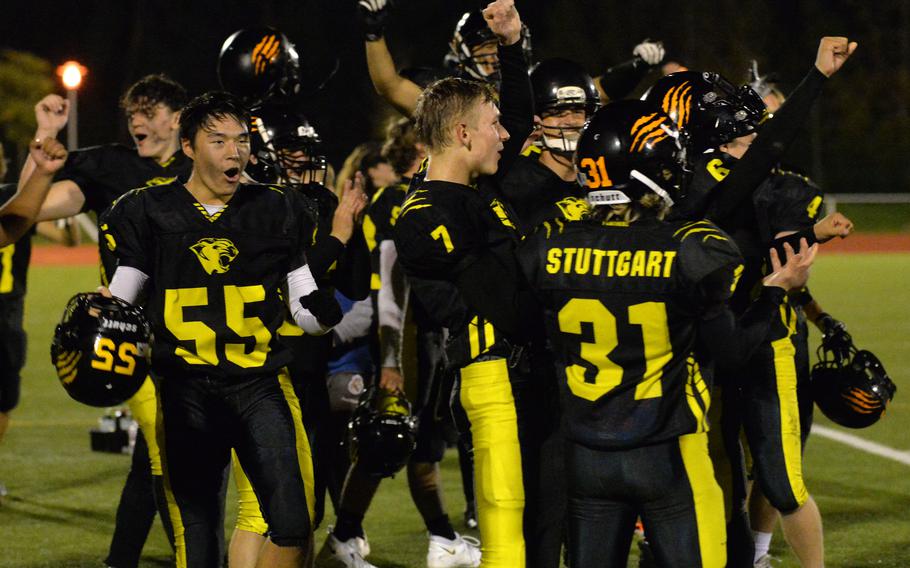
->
557, 299, 672, 401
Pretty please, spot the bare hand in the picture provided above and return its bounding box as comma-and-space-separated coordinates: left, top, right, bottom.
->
330, 172, 369, 244
379, 366, 404, 392
762, 238, 818, 291
483, 0, 521, 46
813, 211, 853, 241
29, 138, 68, 174
34, 94, 70, 138
815, 36, 857, 78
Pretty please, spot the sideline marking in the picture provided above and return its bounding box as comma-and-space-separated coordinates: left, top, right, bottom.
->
812, 425, 910, 466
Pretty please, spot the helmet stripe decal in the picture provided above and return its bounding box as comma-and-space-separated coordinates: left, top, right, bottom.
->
252, 35, 280, 75
630, 114, 667, 152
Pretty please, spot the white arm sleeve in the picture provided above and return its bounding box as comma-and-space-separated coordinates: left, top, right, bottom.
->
333, 297, 374, 344
108, 266, 149, 304
377, 240, 409, 368
287, 263, 331, 335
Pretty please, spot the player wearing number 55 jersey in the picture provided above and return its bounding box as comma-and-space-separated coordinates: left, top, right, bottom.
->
100, 92, 341, 568
516, 101, 816, 568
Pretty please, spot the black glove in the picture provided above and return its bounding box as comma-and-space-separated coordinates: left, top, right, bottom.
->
358, 0, 391, 41
300, 289, 343, 328
818, 312, 852, 361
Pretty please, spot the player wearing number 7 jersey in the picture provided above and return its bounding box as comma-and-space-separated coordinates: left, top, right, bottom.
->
516, 101, 817, 568
99, 92, 341, 568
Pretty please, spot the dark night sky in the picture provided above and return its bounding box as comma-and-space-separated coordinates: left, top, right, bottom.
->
2, 0, 908, 193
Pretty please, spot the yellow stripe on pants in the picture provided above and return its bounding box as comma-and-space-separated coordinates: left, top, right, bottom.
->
679, 431, 726, 568
771, 304, 809, 509
126, 375, 162, 475
459, 357, 525, 568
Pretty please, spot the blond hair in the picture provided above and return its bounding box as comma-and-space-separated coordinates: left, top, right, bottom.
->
414, 77, 496, 152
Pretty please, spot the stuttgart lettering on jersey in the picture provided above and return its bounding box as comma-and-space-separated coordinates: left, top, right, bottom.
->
545, 247, 676, 279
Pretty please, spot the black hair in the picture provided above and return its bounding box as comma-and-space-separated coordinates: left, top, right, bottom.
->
178, 91, 251, 146
120, 74, 188, 113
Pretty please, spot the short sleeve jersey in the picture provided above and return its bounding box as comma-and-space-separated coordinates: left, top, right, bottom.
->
99, 181, 316, 379
517, 216, 743, 449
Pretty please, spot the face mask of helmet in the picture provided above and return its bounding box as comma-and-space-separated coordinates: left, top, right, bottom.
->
446, 11, 532, 88
248, 108, 327, 186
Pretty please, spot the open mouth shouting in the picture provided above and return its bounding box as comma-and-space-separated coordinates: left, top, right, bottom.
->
223, 167, 241, 183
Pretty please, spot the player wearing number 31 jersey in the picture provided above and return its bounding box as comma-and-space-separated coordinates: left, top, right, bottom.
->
516, 101, 816, 568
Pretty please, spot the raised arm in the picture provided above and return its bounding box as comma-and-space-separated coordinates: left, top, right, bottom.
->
0, 138, 68, 247
360, 0, 423, 117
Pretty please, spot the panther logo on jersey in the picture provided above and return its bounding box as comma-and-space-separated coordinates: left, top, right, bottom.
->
555, 197, 590, 221
190, 238, 239, 275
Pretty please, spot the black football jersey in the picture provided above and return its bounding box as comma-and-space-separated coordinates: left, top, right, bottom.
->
0, 184, 32, 299
99, 181, 316, 379
55, 144, 191, 216
753, 167, 824, 244
517, 217, 742, 449
394, 179, 521, 365
498, 146, 590, 235
363, 180, 408, 292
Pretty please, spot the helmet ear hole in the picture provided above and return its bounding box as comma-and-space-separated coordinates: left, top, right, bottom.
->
51, 293, 152, 407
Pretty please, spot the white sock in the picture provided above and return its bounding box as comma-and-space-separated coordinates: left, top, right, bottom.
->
753, 531, 773, 562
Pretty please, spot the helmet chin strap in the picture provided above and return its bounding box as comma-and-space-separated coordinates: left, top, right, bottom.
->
542, 134, 578, 154
629, 169, 675, 207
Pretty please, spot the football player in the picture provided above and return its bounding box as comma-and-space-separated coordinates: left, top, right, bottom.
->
224, 102, 370, 568
99, 91, 343, 568
0, 138, 68, 503
646, 38, 856, 568
517, 100, 817, 568
20, 74, 191, 568
393, 3, 566, 566
318, 117, 481, 568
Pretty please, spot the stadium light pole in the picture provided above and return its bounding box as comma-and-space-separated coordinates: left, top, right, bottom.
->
57, 61, 87, 150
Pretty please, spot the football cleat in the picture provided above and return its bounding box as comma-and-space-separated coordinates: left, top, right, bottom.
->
317, 530, 377, 568
427, 533, 481, 568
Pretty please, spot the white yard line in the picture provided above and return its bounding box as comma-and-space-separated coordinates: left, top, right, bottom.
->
812, 425, 910, 466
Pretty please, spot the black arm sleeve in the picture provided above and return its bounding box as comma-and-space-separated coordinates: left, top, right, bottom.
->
306, 234, 345, 282
707, 67, 827, 228
494, 39, 534, 180
699, 285, 786, 369
767, 226, 818, 264
331, 229, 372, 301
598, 57, 650, 101
453, 241, 541, 344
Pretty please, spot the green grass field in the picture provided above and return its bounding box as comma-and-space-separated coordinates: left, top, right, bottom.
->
1, 251, 908, 567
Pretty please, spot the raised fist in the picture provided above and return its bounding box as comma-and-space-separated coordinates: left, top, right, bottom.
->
34, 94, 70, 139
29, 137, 68, 175
358, 0, 391, 42
633, 40, 665, 66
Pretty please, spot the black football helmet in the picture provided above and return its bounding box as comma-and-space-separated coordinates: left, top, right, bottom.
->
810, 324, 896, 429
51, 293, 152, 407
218, 27, 301, 105
531, 58, 600, 155
575, 100, 685, 208
445, 11, 532, 86
644, 70, 766, 161
247, 102, 327, 185
348, 387, 418, 478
